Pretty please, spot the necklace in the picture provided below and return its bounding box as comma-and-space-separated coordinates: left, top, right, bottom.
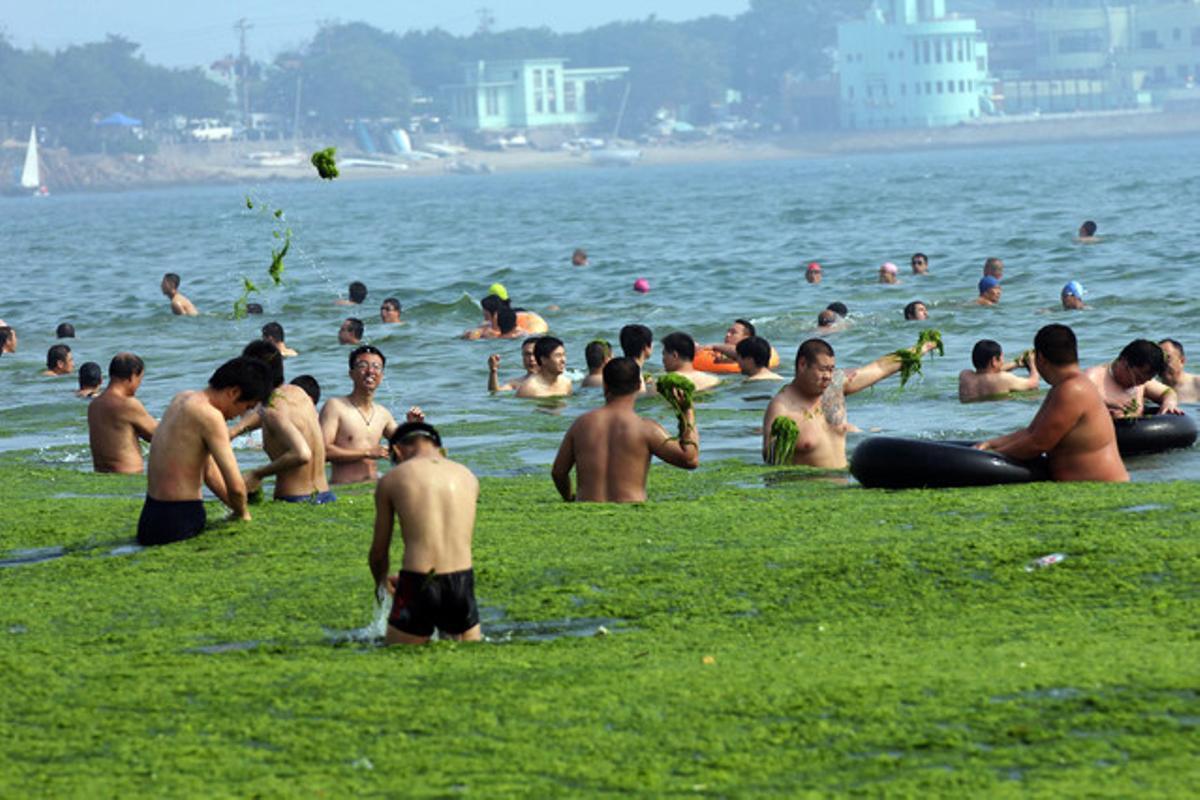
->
352, 400, 375, 426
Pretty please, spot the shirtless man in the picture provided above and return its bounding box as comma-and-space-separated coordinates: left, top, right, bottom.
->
370, 422, 481, 645
87, 352, 157, 473
959, 340, 1040, 402
1077, 220, 1100, 243
338, 318, 364, 346
335, 280, 368, 306
581, 339, 612, 388
978, 324, 1127, 482
380, 297, 402, 324
1061, 281, 1087, 311
551, 357, 699, 502
262, 321, 298, 357
516, 336, 573, 398
488, 337, 540, 392
1158, 339, 1200, 403
619, 323, 655, 393
1084, 339, 1181, 418
762, 337, 940, 469
701, 318, 756, 364
42, 344, 74, 376
879, 262, 900, 285
235, 341, 334, 503
76, 362, 103, 398
137, 357, 272, 545
805, 262, 822, 284
983, 258, 1004, 281
736, 336, 783, 381
661, 332, 721, 392
904, 301, 929, 321
320, 345, 421, 484
161, 272, 198, 316
976, 276, 1002, 306
910, 253, 929, 275
572, 248, 589, 266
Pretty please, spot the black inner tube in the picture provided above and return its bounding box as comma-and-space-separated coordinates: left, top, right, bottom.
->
850, 437, 1048, 490
1114, 413, 1198, 456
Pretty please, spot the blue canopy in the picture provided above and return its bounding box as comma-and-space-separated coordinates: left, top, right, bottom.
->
96, 112, 142, 127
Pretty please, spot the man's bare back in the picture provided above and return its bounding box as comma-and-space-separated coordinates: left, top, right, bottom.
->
88, 385, 156, 473
148, 391, 246, 503
958, 369, 1038, 402
247, 385, 330, 499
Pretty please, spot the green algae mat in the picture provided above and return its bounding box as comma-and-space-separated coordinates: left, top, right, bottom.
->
1, 456, 1198, 797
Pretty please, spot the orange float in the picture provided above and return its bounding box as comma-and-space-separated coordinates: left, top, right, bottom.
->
694, 346, 779, 373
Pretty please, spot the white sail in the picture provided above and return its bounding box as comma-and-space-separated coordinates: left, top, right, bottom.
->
20, 126, 40, 189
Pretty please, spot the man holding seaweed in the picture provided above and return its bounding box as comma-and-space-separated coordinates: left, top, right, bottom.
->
1084, 339, 1182, 419
551, 357, 699, 502
762, 337, 939, 469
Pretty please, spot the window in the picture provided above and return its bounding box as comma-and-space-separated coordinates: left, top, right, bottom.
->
533, 69, 544, 113
485, 87, 499, 116
935, 40, 943, 63
564, 81, 577, 113
1174, 27, 1182, 42
925, 81, 932, 93
888, 51, 894, 61
1179, 65, 1191, 80
1140, 30, 1160, 49
957, 39, 965, 62
1059, 30, 1105, 54
959, 80, 966, 92
866, 85, 873, 98
948, 81, 955, 93
900, 83, 906, 96
937, 81, 944, 94
1193, 27, 1200, 46
848, 86, 855, 99
923, 41, 930, 63
913, 42, 920, 62
915, 82, 921, 95
546, 69, 557, 113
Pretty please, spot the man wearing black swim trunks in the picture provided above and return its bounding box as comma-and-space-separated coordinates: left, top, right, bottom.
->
369, 422, 482, 644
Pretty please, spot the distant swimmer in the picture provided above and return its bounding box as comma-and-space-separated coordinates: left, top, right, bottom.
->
42, 344, 74, 377
762, 337, 940, 469
0, 325, 15, 355
335, 280, 368, 307
904, 301, 929, 321
380, 297, 402, 324
235, 341, 333, 503
977, 324, 1127, 482
370, 422, 482, 645
805, 262, 822, 284
1085, 339, 1181, 418
878, 262, 899, 285
290, 374, 321, 405
700, 318, 756, 365
976, 276, 1002, 306
910, 253, 929, 275
1077, 220, 1100, 244
245, 303, 264, 315
56, 322, 75, 338
572, 248, 589, 266
464, 295, 522, 340
551, 357, 699, 502
983, 257, 1004, 281
958, 340, 1040, 402
319, 345, 421, 485
619, 323, 655, 393
1061, 281, 1087, 310
161, 272, 199, 316
87, 352, 157, 473
488, 336, 541, 392
1157, 338, 1200, 403
138, 357, 272, 545
338, 317, 364, 346
76, 361, 102, 398
516, 336, 573, 398
581, 339, 612, 388
736, 336, 783, 381
661, 332, 721, 392
262, 321, 298, 357
817, 304, 847, 331
827, 301, 848, 317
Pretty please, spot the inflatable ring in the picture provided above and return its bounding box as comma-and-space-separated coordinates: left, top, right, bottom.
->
694, 346, 780, 374
1114, 413, 1197, 456
516, 311, 549, 334
850, 436, 1049, 489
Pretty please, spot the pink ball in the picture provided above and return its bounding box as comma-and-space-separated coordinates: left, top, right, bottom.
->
633, 278, 650, 294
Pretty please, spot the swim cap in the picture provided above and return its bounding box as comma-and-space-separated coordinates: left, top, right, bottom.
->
978, 276, 1001, 294
806, 262, 822, 272
881, 262, 898, 274
1062, 280, 1085, 299
488, 283, 509, 301
633, 278, 650, 294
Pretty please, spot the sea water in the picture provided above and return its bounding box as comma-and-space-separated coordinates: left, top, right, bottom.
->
1, 136, 1198, 479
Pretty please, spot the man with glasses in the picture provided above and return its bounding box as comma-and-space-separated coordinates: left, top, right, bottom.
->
319, 345, 423, 485
910, 253, 929, 275
1084, 339, 1182, 419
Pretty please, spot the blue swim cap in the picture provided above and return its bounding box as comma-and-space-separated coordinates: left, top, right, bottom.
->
1062, 280, 1085, 298
978, 276, 1000, 294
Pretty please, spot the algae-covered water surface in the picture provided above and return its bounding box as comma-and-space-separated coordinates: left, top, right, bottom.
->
1, 454, 1197, 796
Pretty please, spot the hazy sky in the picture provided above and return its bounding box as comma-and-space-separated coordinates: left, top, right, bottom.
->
2, 1, 750, 69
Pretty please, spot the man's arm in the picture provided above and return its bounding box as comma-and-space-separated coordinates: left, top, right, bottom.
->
1144, 380, 1182, 414
761, 397, 782, 461
129, 401, 158, 442
844, 339, 939, 396
648, 404, 700, 470
201, 411, 250, 519
550, 425, 577, 501
229, 407, 263, 439
979, 384, 1078, 460
381, 407, 400, 440
368, 482, 394, 591
487, 354, 503, 392
243, 409, 312, 493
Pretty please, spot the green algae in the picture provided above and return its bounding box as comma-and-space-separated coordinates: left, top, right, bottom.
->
656, 373, 696, 446
894, 329, 944, 387
310, 147, 338, 180
1, 454, 1198, 796
768, 415, 799, 466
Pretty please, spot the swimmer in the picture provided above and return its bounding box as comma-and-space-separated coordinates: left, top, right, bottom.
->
370, 422, 482, 645
958, 340, 1040, 402
827, 302, 848, 317
76, 362, 102, 398
42, 344, 74, 377
701, 318, 756, 363
56, 322, 75, 338
581, 339, 612, 388
1061, 281, 1087, 310
1077, 220, 1100, 243
488, 336, 541, 392
380, 297, 402, 324
87, 353, 157, 473
736, 336, 783, 381
661, 332, 721, 392
0, 325, 15, 355
976, 276, 1002, 306
463, 294, 516, 339
245, 303, 264, 315
805, 262, 822, 284
161, 272, 198, 316
762, 336, 940, 469
879, 262, 900, 285
552, 357, 699, 502
1085, 339, 1182, 418
335, 280, 367, 306
910, 253, 929, 275
903, 301, 929, 321
983, 258, 1004, 281
290, 375, 321, 405
138, 357, 272, 545
262, 321, 298, 357
817, 309, 843, 330
571, 248, 589, 266
977, 324, 1127, 482
619, 323, 655, 393
338, 317, 364, 346
1157, 339, 1200, 404
516, 336, 573, 398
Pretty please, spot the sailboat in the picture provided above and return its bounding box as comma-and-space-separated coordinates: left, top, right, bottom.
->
20, 126, 48, 196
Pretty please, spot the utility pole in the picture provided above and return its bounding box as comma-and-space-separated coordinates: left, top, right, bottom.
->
234, 18, 253, 133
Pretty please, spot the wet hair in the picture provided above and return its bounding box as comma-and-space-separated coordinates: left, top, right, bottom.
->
733, 319, 756, 337
795, 338, 834, 369
572, 248, 587, 262
826, 302, 848, 317
911, 252, 928, 264
56, 322, 75, 338
208, 357, 272, 404
1159, 338, 1185, 359
78, 362, 102, 389
497, 307, 518, 334
162, 272, 181, 290
1034, 324, 1078, 367
0, 328, 10, 351
534, 336, 564, 364
261, 321, 285, 342
736, 336, 772, 369
389, 421, 442, 448
348, 281, 368, 304
602, 357, 642, 396
245, 303, 263, 315
1080, 220, 1098, 236
343, 318, 364, 341
1119, 339, 1165, 374
381, 297, 401, 313
817, 310, 838, 327
903, 301, 927, 321
481, 294, 509, 315
661, 332, 697, 361
971, 339, 1003, 370
619, 324, 654, 359
348, 344, 386, 371
109, 352, 145, 381
585, 339, 612, 371
522, 336, 541, 352
983, 257, 1003, 276
241, 339, 285, 388
290, 374, 320, 405
47, 343, 71, 370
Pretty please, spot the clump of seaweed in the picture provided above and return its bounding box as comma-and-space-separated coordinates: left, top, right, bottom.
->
311, 147, 339, 180
893, 329, 944, 387
232, 277, 259, 320
657, 373, 696, 446
268, 232, 291, 286
768, 416, 799, 466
